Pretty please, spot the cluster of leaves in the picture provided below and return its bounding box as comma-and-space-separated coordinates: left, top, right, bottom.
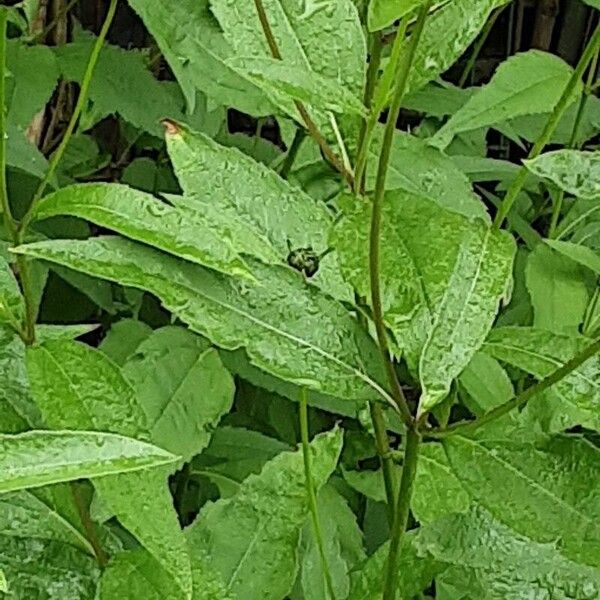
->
0, 0, 599, 598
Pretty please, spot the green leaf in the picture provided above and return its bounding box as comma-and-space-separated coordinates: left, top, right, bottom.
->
127, 0, 274, 114
432, 51, 579, 148
0, 537, 99, 599
443, 435, 600, 567
0, 489, 92, 553
187, 427, 343, 600
298, 485, 365, 600
367, 0, 428, 32
209, 0, 366, 102
459, 352, 514, 414
483, 326, 600, 432
27, 339, 148, 440
7, 121, 50, 180
525, 244, 590, 336
332, 192, 514, 412
546, 239, 600, 275
122, 327, 235, 462
25, 339, 193, 599
54, 31, 185, 136
525, 150, 600, 199
0, 568, 6, 593
347, 531, 442, 600
0, 326, 42, 428
343, 443, 468, 524
0, 430, 176, 493
34, 183, 254, 279
164, 123, 350, 300
0, 257, 24, 324
366, 129, 488, 221
193, 427, 289, 498
584, 0, 600, 8
100, 549, 234, 600
7, 39, 59, 130
418, 225, 515, 412
226, 56, 366, 116
402, 0, 511, 94
15, 237, 388, 404
416, 506, 600, 600
99, 318, 153, 366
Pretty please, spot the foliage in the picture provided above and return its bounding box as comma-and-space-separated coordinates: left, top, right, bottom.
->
0, 0, 599, 598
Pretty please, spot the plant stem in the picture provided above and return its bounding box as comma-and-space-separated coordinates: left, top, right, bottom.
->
382, 427, 421, 600
369, 402, 398, 527
355, 32, 383, 192
459, 5, 505, 87
70, 482, 108, 568
0, 7, 15, 241
428, 338, 600, 439
299, 389, 336, 600
354, 18, 410, 194
549, 45, 599, 238
369, 3, 432, 427
279, 127, 305, 178
19, 0, 119, 235
252, 0, 354, 187
494, 22, 600, 229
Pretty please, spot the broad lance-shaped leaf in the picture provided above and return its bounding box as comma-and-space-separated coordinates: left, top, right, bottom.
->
0, 257, 24, 324
0, 537, 99, 599
164, 122, 350, 301
54, 31, 189, 137
332, 191, 515, 412
26, 339, 193, 598
209, 0, 365, 141
99, 550, 233, 600
347, 531, 442, 600
16, 237, 388, 404
297, 485, 365, 600
524, 150, 600, 200
343, 443, 469, 525
432, 51, 579, 149
483, 327, 600, 432
0, 430, 176, 493
366, 129, 487, 221
226, 57, 366, 117
415, 506, 600, 600
126, 0, 274, 115
399, 0, 511, 94
525, 243, 590, 337
443, 435, 600, 568
368, 0, 430, 32
418, 224, 515, 412
546, 239, 600, 275
33, 183, 254, 280
0, 490, 93, 553
187, 427, 343, 600
122, 327, 235, 463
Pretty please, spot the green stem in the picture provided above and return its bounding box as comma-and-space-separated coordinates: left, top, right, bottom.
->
428, 338, 600, 439
0, 7, 14, 238
382, 427, 421, 600
279, 127, 305, 179
19, 0, 119, 235
494, 23, 600, 229
369, 402, 398, 527
252, 0, 354, 187
300, 389, 336, 600
70, 482, 108, 568
354, 18, 410, 194
459, 6, 505, 87
549, 45, 599, 238
355, 33, 383, 192
370, 3, 432, 426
